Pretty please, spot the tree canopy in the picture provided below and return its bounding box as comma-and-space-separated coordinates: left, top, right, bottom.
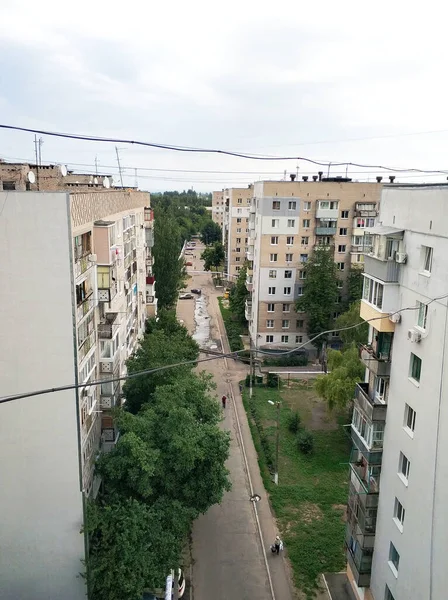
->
200, 220, 222, 245
346, 266, 364, 306
153, 214, 185, 309
314, 345, 364, 410
296, 246, 339, 353
229, 265, 249, 323
335, 301, 368, 347
201, 242, 225, 271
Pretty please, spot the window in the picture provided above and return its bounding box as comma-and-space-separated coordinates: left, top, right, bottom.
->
246, 228, 249, 233
285, 253, 293, 262
282, 319, 290, 328
399, 452, 410, 482
288, 201, 297, 210
389, 542, 400, 575
235, 247, 241, 253
270, 253, 278, 262
356, 217, 375, 228
422, 245, 433, 273
2, 181, 16, 190
281, 335, 289, 343
284, 270, 292, 279
272, 219, 279, 228
385, 585, 396, 600
296, 319, 304, 328
337, 262, 345, 271
375, 376, 387, 402
282, 303, 290, 312
237, 198, 242, 204
363, 277, 384, 310
417, 301, 428, 329
295, 335, 303, 343
303, 201, 311, 211
237, 218, 242, 223
333, 311, 340, 319
296, 286, 304, 296
236, 228, 241, 233
339, 228, 347, 235
341, 210, 349, 219
303, 219, 310, 228
287, 219, 295, 227
404, 404, 416, 434
236, 266, 241, 271
245, 238, 248, 243
236, 237, 241, 244
338, 245, 346, 253
394, 498, 405, 529
272, 200, 281, 210
337, 280, 344, 289
269, 270, 277, 278
318, 200, 339, 210
237, 208, 242, 214
300, 254, 308, 263
235, 257, 241, 262
287, 236, 294, 245
267, 303, 275, 312
271, 236, 279, 245
266, 335, 274, 343
298, 270, 306, 279
409, 353, 422, 382
266, 319, 274, 328
268, 287, 276, 295
284, 287, 292, 295
301, 236, 309, 245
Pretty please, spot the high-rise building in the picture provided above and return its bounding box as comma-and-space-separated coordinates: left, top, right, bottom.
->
221, 186, 253, 280
246, 178, 382, 354
0, 188, 154, 599
212, 190, 225, 229
346, 184, 448, 600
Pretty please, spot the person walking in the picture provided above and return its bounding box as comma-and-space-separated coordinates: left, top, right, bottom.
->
221, 395, 227, 409
274, 535, 282, 555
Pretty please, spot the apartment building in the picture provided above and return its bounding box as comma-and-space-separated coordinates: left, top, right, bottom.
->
246, 177, 382, 353
212, 190, 225, 228
0, 189, 154, 600
221, 185, 253, 279
346, 184, 448, 600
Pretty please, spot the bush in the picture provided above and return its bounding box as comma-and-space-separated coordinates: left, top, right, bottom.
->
297, 430, 314, 454
288, 411, 301, 434
266, 373, 280, 388
263, 352, 308, 367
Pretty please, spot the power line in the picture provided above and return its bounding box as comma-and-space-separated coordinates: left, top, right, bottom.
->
2, 290, 448, 405
1, 123, 448, 174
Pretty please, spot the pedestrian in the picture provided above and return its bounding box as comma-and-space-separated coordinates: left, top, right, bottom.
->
274, 535, 282, 555
221, 395, 227, 409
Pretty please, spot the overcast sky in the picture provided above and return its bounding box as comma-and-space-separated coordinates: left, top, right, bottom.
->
1, 0, 447, 192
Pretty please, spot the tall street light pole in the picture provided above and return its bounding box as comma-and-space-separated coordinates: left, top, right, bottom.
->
268, 400, 281, 485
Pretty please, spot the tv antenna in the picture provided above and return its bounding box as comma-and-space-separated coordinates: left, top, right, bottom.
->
115, 146, 124, 188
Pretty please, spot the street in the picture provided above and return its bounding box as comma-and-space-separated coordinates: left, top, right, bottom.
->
177, 246, 295, 600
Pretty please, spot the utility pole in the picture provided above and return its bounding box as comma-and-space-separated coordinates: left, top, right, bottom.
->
38, 137, 43, 166
275, 401, 280, 485
115, 146, 124, 188
95, 155, 99, 175
134, 168, 138, 189
249, 336, 253, 399
34, 135, 40, 190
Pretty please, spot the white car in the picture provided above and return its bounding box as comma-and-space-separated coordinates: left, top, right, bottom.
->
144, 569, 185, 599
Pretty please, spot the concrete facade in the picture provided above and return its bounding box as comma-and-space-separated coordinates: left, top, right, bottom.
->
212, 190, 225, 228
0, 188, 154, 599
347, 185, 448, 600
247, 179, 382, 353
221, 186, 254, 280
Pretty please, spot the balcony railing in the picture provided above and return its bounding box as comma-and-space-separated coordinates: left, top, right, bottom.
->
316, 207, 339, 219
78, 330, 96, 362
355, 204, 377, 217
246, 275, 253, 292
360, 345, 391, 377
74, 256, 91, 279
354, 383, 387, 422
349, 459, 380, 495
364, 254, 400, 282
100, 351, 120, 375
76, 296, 95, 322
245, 300, 252, 321
346, 538, 372, 587
246, 249, 254, 261
351, 426, 383, 464
98, 281, 118, 303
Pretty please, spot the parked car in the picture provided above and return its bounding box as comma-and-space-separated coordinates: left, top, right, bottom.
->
179, 293, 193, 300
186, 261, 193, 266
191, 288, 201, 295
144, 569, 186, 599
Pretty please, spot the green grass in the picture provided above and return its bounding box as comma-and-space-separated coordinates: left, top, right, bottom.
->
217, 297, 247, 351
242, 382, 351, 598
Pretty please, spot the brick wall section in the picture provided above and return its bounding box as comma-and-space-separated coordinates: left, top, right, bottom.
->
70, 190, 151, 228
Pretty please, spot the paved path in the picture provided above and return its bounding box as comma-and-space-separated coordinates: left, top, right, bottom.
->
177, 248, 295, 600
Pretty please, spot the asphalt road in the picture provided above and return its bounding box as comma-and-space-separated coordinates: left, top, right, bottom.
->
177, 248, 295, 600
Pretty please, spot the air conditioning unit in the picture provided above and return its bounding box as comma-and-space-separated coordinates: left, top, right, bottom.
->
408, 328, 422, 343
389, 313, 401, 323
396, 252, 407, 264
88, 254, 97, 262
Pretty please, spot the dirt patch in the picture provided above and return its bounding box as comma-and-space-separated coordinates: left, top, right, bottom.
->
332, 504, 347, 522
309, 401, 338, 431
287, 502, 324, 524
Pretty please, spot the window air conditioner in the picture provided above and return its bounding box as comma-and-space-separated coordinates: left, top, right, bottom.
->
407, 328, 422, 343
389, 313, 401, 324
396, 252, 407, 264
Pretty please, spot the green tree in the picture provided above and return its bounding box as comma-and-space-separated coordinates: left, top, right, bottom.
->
335, 301, 368, 347
201, 242, 225, 271
153, 214, 184, 309
314, 345, 364, 410
347, 266, 364, 305
229, 265, 249, 322
296, 246, 339, 354
123, 327, 199, 414
200, 220, 222, 245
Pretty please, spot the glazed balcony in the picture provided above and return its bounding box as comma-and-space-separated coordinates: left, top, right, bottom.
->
245, 299, 252, 321
360, 345, 391, 377
346, 503, 377, 550
346, 535, 372, 588
355, 203, 377, 217
246, 275, 253, 292
354, 383, 387, 423
316, 225, 337, 235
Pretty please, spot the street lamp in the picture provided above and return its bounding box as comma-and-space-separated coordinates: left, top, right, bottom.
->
268, 400, 281, 485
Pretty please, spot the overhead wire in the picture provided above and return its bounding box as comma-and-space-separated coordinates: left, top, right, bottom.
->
2, 290, 448, 405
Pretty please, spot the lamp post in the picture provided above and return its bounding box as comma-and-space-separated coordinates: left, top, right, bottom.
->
268, 400, 281, 485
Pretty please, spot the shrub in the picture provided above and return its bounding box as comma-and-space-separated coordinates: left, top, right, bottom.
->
263, 352, 308, 367
288, 411, 301, 434
266, 373, 280, 388
297, 430, 314, 454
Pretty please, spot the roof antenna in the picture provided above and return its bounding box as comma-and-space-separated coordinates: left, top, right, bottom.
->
115, 146, 124, 188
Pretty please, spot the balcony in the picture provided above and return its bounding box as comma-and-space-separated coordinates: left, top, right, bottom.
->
98, 313, 118, 339
246, 249, 254, 261
76, 295, 95, 322
146, 275, 155, 285
346, 535, 373, 588
364, 254, 400, 283
316, 206, 339, 220
360, 345, 391, 377
101, 426, 120, 453
246, 275, 253, 292
145, 228, 154, 248
144, 207, 154, 222
349, 451, 381, 496
354, 383, 387, 423
346, 503, 377, 550
356, 203, 377, 217
349, 467, 379, 516
78, 330, 96, 362
100, 351, 120, 374
245, 299, 252, 321
351, 426, 383, 464
316, 226, 337, 235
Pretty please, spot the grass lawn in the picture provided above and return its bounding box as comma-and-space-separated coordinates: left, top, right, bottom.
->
217, 297, 247, 351
242, 380, 351, 599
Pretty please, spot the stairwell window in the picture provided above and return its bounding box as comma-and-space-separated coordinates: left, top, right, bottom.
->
388, 542, 400, 577
303, 219, 310, 228
337, 262, 345, 271
409, 353, 422, 383
339, 228, 348, 235
421, 245, 433, 274
338, 245, 346, 253
303, 201, 311, 211
417, 301, 428, 329
341, 210, 349, 219
398, 452, 410, 485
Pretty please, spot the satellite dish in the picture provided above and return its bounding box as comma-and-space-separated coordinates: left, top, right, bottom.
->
27, 171, 36, 184
89, 176, 94, 184
60, 165, 68, 177
94, 177, 98, 185
103, 177, 110, 189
